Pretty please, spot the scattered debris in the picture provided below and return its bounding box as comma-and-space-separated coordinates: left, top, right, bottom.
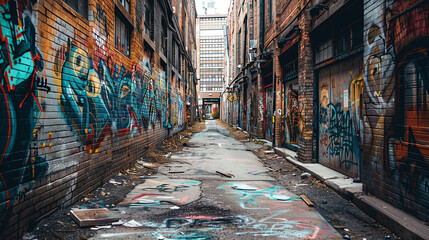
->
36, 207, 58, 222
344, 228, 350, 232
49, 229, 66, 240
142, 162, 158, 169
301, 172, 311, 179
70, 208, 120, 227
333, 225, 346, 229
90, 225, 112, 230
300, 195, 314, 207
123, 220, 143, 228
156, 234, 165, 240
295, 183, 308, 187
258, 159, 271, 168
111, 220, 124, 226
343, 234, 351, 239
216, 171, 234, 178
109, 179, 121, 185
165, 152, 172, 158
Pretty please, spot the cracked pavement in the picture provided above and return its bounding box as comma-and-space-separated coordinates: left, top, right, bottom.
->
88, 120, 342, 239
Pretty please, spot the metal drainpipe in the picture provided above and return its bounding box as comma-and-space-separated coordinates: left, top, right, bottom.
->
313, 69, 319, 163
272, 73, 276, 147
259, 0, 265, 53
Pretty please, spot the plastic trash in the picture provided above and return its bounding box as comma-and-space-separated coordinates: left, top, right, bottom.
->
123, 220, 143, 228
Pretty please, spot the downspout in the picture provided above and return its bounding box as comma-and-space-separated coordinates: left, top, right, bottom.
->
272, 73, 276, 147
314, 69, 319, 163
259, 0, 265, 53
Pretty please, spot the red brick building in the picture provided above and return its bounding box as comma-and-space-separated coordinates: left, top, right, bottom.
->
225, 0, 429, 230
0, 0, 196, 237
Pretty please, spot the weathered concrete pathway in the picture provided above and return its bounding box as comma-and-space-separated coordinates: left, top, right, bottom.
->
90, 120, 341, 239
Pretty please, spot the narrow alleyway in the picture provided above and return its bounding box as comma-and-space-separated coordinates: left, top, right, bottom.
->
79, 120, 339, 239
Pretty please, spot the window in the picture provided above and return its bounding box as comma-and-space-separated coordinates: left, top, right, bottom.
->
144, 2, 154, 40
161, 19, 167, 56
282, 59, 298, 79
315, 40, 333, 64
118, 0, 130, 12
115, 14, 131, 56
172, 40, 176, 67
334, 20, 363, 55
63, 0, 88, 18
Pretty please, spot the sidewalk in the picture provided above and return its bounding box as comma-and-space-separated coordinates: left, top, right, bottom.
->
274, 147, 429, 240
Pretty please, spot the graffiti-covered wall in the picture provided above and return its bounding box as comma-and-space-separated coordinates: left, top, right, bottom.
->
362, 0, 429, 221
317, 55, 363, 178
281, 79, 303, 150
0, 0, 191, 237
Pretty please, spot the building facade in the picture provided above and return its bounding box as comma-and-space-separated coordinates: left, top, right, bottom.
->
0, 0, 196, 238
225, 0, 429, 231
197, 15, 228, 119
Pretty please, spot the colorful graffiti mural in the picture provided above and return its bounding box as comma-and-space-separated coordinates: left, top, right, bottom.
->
54, 41, 177, 153
217, 181, 339, 238
362, 0, 429, 219
118, 178, 200, 208
282, 80, 303, 147
264, 86, 273, 140
0, 0, 49, 227
249, 82, 258, 135
318, 57, 363, 178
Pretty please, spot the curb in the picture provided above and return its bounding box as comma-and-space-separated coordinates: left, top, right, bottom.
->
274, 147, 429, 240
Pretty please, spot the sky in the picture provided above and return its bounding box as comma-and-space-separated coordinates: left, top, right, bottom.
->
195, 0, 231, 15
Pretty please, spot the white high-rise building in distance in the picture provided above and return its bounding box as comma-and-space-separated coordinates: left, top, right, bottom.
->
196, 0, 228, 119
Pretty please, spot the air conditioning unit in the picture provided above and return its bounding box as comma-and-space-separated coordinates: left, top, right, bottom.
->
249, 39, 257, 49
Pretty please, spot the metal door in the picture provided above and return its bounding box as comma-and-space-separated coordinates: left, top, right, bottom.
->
264, 86, 273, 141
318, 56, 363, 178
283, 79, 301, 150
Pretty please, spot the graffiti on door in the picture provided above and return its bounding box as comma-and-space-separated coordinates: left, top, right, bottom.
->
282, 80, 302, 146
264, 87, 273, 140
318, 57, 363, 178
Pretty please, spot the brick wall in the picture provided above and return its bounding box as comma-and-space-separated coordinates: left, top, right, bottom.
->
362, 0, 429, 222
297, 8, 314, 162
0, 0, 194, 238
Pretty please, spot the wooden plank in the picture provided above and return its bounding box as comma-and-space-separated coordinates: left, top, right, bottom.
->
258, 159, 270, 168
70, 208, 121, 227
216, 171, 234, 178
49, 229, 66, 240
300, 195, 314, 207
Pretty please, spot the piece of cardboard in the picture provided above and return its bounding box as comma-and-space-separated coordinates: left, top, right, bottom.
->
70, 208, 121, 227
